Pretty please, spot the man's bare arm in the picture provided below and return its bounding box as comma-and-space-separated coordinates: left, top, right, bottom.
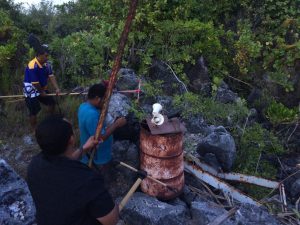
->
49, 75, 60, 94
100, 117, 127, 141
97, 205, 119, 225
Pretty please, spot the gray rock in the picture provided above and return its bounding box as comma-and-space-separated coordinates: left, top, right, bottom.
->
216, 81, 238, 104
120, 192, 188, 225
108, 93, 131, 119
184, 133, 205, 154
155, 96, 178, 116
197, 126, 236, 171
180, 186, 205, 207
112, 140, 131, 160
141, 103, 153, 115
289, 179, 300, 200
280, 155, 300, 201
190, 201, 282, 225
116, 68, 140, 92
231, 204, 282, 225
148, 60, 187, 96
203, 153, 222, 171
0, 159, 36, 225
23, 135, 34, 145
183, 115, 210, 134
190, 201, 234, 225
126, 143, 139, 168
185, 56, 212, 96
112, 140, 139, 173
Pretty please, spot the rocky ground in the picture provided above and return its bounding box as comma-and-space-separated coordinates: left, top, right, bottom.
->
0, 125, 286, 225
0, 133, 39, 179
1, 67, 299, 224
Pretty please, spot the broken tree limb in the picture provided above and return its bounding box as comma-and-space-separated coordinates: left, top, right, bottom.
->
88, 0, 138, 167
185, 160, 262, 206
185, 154, 279, 189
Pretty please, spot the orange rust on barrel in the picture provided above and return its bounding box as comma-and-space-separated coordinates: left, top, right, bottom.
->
140, 127, 184, 200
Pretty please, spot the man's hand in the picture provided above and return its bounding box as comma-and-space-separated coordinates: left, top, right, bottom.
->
82, 136, 99, 153
40, 91, 47, 97
55, 88, 61, 96
115, 117, 127, 128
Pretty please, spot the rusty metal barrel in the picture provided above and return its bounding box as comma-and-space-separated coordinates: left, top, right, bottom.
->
140, 126, 184, 200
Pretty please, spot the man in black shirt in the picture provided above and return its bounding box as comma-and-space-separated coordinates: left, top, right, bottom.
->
27, 115, 119, 225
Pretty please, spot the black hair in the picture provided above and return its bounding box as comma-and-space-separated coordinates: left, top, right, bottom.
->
35, 115, 74, 156
36, 44, 50, 56
28, 34, 49, 56
87, 83, 106, 99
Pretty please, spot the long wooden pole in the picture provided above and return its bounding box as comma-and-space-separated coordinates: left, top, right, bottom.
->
88, 0, 138, 167
0, 89, 141, 100
0, 92, 86, 99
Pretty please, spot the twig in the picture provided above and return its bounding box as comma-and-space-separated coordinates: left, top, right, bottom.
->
226, 74, 253, 88
296, 196, 300, 212
207, 207, 238, 225
197, 180, 224, 206
276, 127, 287, 135
224, 193, 233, 207
241, 112, 250, 136
255, 152, 262, 173
161, 61, 188, 93
263, 169, 300, 199
188, 185, 227, 202
277, 157, 288, 176
280, 184, 288, 212
287, 122, 298, 144
279, 217, 298, 225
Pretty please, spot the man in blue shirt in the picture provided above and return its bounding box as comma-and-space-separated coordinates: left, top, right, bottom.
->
23, 44, 60, 131
78, 83, 126, 167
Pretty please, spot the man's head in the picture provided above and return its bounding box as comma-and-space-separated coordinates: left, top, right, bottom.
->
87, 83, 107, 108
35, 115, 74, 156
36, 44, 49, 64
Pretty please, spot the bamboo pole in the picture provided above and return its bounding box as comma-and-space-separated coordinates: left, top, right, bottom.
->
0, 92, 86, 99
88, 0, 138, 167
0, 89, 140, 100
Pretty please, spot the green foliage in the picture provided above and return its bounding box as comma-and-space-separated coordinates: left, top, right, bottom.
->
0, 9, 25, 94
129, 100, 146, 122
51, 31, 111, 87
23, 1, 55, 42
172, 92, 248, 125
265, 100, 299, 125
234, 20, 262, 75
234, 123, 284, 178
142, 80, 164, 98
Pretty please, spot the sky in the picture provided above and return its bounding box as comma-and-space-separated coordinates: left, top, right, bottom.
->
13, 0, 73, 7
